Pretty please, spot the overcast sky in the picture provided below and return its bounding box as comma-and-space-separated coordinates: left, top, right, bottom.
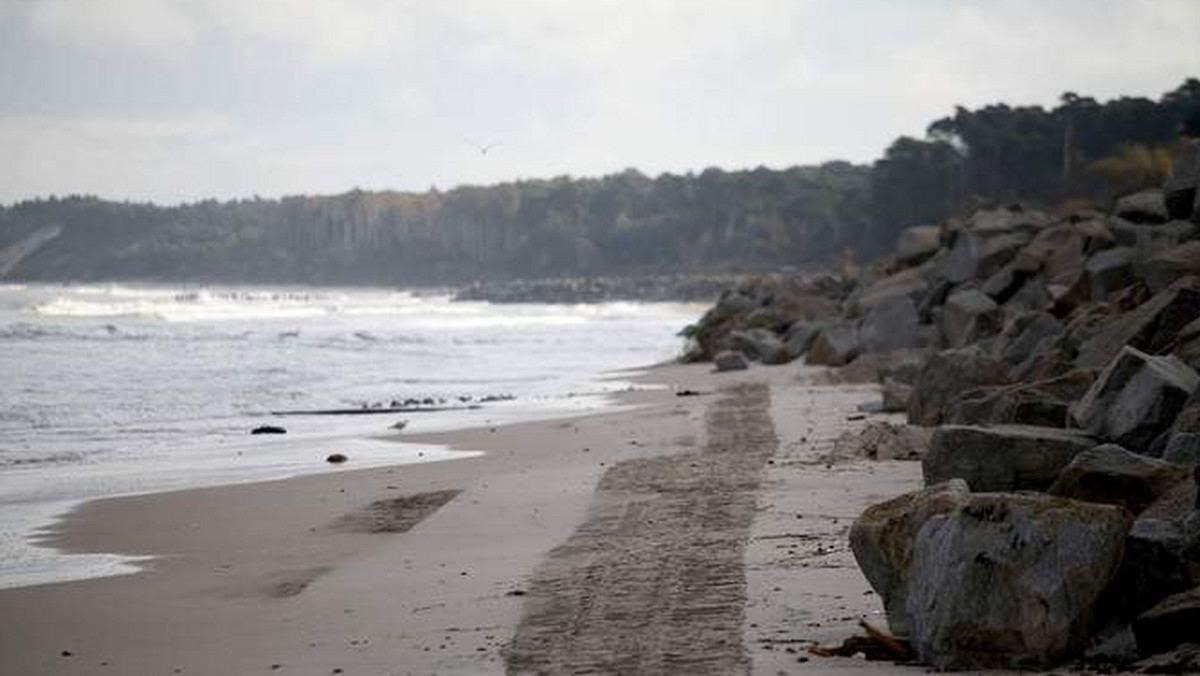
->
1, 0, 1197, 204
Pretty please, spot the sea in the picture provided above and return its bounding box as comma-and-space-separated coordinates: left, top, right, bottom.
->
0, 283, 702, 589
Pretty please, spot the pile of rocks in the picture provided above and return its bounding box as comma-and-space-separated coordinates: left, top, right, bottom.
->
847, 142, 1200, 670
454, 273, 752, 304
679, 274, 852, 369
690, 140, 1200, 668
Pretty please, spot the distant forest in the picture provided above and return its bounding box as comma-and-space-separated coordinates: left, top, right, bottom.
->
2, 79, 1197, 285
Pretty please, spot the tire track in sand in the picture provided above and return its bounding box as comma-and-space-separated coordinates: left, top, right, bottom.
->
506, 383, 777, 675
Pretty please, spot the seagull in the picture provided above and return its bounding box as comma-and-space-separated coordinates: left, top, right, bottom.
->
468, 139, 502, 156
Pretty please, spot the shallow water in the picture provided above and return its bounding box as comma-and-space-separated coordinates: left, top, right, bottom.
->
0, 283, 702, 588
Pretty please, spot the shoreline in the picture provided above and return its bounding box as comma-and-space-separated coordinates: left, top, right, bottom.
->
0, 361, 924, 675
0, 364, 668, 591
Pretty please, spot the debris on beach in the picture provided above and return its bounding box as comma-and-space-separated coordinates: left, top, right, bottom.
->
271, 392, 515, 417
325, 453, 348, 464
807, 620, 916, 662
251, 425, 287, 435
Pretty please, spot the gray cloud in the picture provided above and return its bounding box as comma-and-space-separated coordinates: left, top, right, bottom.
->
1, 0, 1196, 203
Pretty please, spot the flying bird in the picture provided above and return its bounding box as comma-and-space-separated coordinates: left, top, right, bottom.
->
467, 139, 502, 156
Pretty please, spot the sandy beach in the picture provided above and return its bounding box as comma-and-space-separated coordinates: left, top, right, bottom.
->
0, 362, 923, 675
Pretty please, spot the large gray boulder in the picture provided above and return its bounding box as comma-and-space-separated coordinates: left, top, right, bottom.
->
855, 267, 928, 312
1075, 276, 1200, 370
931, 211, 1036, 285
805, 325, 860, 367
1169, 388, 1200, 435
782, 321, 818, 360
719, 329, 760, 359
980, 262, 1021, 302
1163, 434, 1200, 466
945, 370, 1094, 428
743, 307, 794, 332
1139, 469, 1200, 521
1116, 189, 1169, 224
896, 225, 943, 266
1084, 246, 1137, 301
923, 424, 1096, 492
712, 350, 748, 372
720, 328, 790, 364
876, 348, 930, 385
1071, 346, 1199, 453
1106, 465, 1200, 624
881, 377, 913, 413
1048, 271, 1092, 316
1164, 140, 1200, 221
968, 207, 1052, 236
849, 480, 971, 638
876, 350, 930, 412
1074, 217, 1118, 253
1109, 516, 1197, 623
1108, 218, 1197, 256
907, 347, 1009, 426
1138, 242, 1200, 293
939, 223, 1035, 286
1134, 586, 1200, 656
1014, 223, 1085, 279
752, 331, 792, 365
995, 311, 1065, 379
1151, 390, 1200, 461
709, 290, 755, 321
906, 493, 1127, 670
1048, 444, 1190, 515
940, 289, 1003, 348
977, 232, 1033, 280
1175, 317, 1200, 372
1007, 276, 1055, 313
1130, 644, 1200, 673
940, 233, 985, 284
859, 295, 922, 353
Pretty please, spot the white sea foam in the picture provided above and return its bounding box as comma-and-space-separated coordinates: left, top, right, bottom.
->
30, 286, 696, 327
0, 501, 152, 590
33, 289, 343, 322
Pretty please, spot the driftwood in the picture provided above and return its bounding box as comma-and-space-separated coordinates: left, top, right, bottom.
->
807, 619, 916, 662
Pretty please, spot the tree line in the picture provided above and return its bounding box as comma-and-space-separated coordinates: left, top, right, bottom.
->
871, 78, 1200, 229
1, 79, 1196, 285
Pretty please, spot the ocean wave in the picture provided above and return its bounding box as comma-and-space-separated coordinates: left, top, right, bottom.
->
31, 296, 330, 322
409, 315, 588, 329
0, 322, 147, 342
20, 285, 695, 327
0, 321, 257, 344
0, 451, 88, 468
27, 287, 437, 323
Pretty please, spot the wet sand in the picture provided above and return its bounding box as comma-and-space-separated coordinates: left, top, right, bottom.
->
0, 363, 923, 675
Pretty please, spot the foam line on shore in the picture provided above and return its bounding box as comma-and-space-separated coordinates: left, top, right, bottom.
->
0, 440, 483, 591
0, 500, 154, 590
